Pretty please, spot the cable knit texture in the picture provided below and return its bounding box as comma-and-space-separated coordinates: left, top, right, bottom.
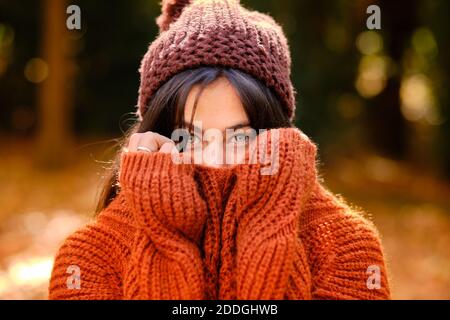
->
137, 0, 296, 121
48, 128, 391, 300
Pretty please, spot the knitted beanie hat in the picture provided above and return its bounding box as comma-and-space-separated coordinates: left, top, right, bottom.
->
136, 0, 296, 121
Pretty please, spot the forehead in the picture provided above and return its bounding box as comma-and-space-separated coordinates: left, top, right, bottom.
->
184, 77, 249, 131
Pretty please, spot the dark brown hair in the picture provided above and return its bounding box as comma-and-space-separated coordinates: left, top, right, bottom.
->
95, 66, 294, 214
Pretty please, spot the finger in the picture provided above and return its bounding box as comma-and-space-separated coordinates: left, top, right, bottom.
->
159, 141, 176, 153
161, 142, 193, 164
126, 133, 141, 152
138, 132, 160, 152
151, 132, 175, 150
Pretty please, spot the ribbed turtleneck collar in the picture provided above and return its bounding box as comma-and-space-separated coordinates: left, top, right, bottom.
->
194, 164, 237, 199
193, 164, 238, 299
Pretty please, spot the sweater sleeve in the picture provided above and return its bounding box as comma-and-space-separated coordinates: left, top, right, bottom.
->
118, 151, 208, 299
223, 128, 317, 299
48, 222, 123, 300
300, 182, 392, 300
49, 151, 209, 300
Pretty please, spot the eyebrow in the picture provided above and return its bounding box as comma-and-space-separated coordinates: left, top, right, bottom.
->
182, 121, 251, 132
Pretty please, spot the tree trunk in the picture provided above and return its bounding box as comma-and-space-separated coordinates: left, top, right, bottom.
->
35, 0, 74, 169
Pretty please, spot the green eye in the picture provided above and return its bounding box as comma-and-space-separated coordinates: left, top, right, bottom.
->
230, 133, 249, 145
187, 133, 201, 145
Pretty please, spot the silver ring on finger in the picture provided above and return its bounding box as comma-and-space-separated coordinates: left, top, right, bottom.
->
137, 146, 154, 153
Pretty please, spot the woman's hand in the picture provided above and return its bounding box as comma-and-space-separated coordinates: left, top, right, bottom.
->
124, 131, 177, 153
119, 130, 207, 245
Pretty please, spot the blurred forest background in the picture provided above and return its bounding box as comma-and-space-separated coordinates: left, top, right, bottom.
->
0, 0, 449, 299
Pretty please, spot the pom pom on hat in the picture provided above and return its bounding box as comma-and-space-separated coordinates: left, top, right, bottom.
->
156, 0, 192, 32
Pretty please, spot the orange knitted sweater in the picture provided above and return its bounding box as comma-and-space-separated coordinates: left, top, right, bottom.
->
48, 128, 391, 300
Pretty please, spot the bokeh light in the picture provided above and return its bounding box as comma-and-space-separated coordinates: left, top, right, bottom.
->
400, 73, 441, 124
24, 58, 49, 83
412, 27, 438, 58
355, 55, 389, 98
356, 31, 383, 55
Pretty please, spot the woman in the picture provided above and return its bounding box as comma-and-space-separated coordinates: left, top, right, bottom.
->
48, 0, 391, 300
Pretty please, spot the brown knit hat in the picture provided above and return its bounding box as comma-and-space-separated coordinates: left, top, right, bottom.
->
136, 0, 296, 121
